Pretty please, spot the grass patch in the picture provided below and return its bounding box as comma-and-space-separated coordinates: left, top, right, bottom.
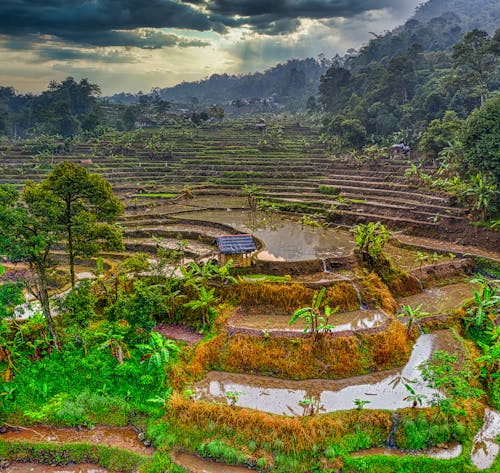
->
0, 441, 146, 473
318, 185, 340, 196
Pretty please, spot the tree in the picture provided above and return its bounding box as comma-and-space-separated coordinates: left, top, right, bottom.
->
43, 162, 124, 286
452, 30, 497, 106
419, 111, 464, 158
461, 96, 500, 183
0, 183, 62, 349
318, 67, 352, 111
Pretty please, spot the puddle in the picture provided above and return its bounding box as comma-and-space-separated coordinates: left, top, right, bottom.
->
194, 334, 443, 415
397, 283, 475, 315
353, 443, 462, 459
170, 452, 254, 473
471, 408, 500, 470
228, 309, 386, 334
0, 425, 152, 456
1, 463, 111, 473
175, 209, 355, 261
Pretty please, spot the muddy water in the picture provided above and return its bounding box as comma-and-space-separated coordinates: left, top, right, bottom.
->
1, 464, 110, 473
397, 282, 476, 315
0, 425, 152, 456
352, 443, 462, 459
471, 408, 500, 470
195, 333, 444, 415
175, 209, 355, 260
228, 309, 386, 333
170, 452, 254, 473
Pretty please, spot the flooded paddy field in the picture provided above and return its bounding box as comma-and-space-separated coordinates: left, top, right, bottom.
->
194, 332, 449, 415
173, 209, 355, 261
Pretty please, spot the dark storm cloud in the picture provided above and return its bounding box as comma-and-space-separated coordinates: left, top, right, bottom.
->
59, 30, 210, 49
0, 0, 410, 44
205, 0, 387, 18
199, 0, 399, 33
32, 47, 137, 64
0, 0, 213, 41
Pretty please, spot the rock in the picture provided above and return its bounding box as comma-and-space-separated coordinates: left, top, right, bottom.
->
143, 439, 151, 447
0, 426, 7, 434
137, 431, 145, 441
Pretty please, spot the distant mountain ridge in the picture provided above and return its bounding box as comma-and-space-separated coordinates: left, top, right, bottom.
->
108, 0, 499, 106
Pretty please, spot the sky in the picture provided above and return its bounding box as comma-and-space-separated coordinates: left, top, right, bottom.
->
0, 0, 422, 95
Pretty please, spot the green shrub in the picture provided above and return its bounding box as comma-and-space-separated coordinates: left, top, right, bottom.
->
318, 185, 340, 195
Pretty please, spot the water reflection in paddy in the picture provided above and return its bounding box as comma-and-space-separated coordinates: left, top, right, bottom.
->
228, 309, 386, 333
195, 334, 442, 415
398, 282, 476, 315
176, 209, 355, 261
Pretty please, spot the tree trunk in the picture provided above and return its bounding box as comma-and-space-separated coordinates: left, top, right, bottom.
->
37, 266, 60, 351
67, 199, 75, 287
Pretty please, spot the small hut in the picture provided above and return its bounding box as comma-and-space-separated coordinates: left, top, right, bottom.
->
216, 234, 256, 267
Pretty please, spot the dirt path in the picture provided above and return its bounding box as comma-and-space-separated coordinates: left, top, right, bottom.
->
155, 323, 204, 345
0, 425, 152, 456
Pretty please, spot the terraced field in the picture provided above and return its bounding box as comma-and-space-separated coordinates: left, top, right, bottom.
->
0, 121, 498, 255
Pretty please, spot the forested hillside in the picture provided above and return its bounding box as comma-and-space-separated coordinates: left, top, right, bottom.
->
113, 57, 331, 108
109, 0, 499, 108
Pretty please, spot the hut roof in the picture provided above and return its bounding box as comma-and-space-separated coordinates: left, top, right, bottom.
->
216, 234, 256, 254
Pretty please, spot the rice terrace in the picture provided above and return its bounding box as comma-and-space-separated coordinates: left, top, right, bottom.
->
0, 0, 499, 472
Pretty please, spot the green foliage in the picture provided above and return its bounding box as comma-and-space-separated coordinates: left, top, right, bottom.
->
461, 96, 500, 183
61, 279, 97, 329
397, 413, 467, 450
43, 161, 124, 286
183, 285, 218, 329
289, 286, 337, 343
354, 222, 390, 266
419, 111, 464, 158
463, 173, 498, 221
317, 184, 340, 195
0, 279, 24, 321
452, 29, 498, 106
397, 304, 429, 335
420, 350, 484, 415
137, 332, 180, 370
0, 183, 62, 348
109, 279, 162, 331
0, 441, 146, 473
198, 440, 248, 465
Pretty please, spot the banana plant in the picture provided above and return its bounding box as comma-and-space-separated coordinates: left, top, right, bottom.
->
289, 287, 337, 343
138, 332, 180, 370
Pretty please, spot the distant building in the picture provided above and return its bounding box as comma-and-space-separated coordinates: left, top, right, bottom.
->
216, 234, 256, 267
135, 115, 156, 128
